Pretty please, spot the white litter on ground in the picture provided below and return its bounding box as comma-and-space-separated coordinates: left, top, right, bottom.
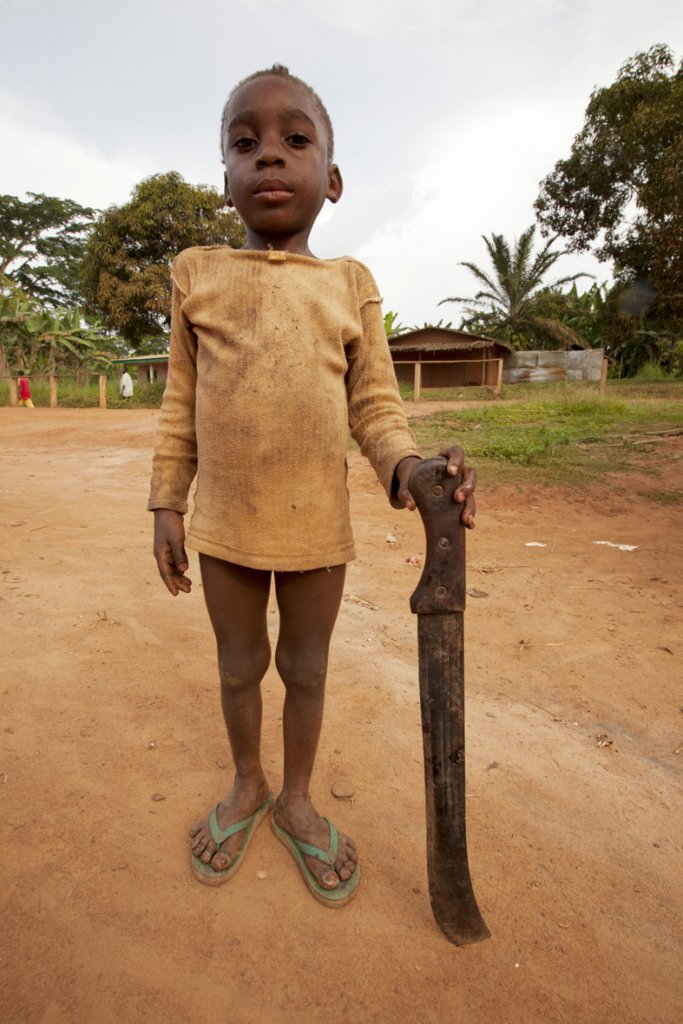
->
594, 541, 638, 552
525, 542, 547, 548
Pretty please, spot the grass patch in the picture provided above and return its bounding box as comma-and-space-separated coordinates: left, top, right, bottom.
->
399, 382, 496, 402
408, 395, 683, 490
0, 377, 165, 409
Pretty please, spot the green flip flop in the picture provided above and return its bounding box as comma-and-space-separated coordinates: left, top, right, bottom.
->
191, 792, 273, 886
271, 816, 360, 907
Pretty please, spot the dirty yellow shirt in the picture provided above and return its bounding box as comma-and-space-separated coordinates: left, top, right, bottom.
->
148, 246, 420, 571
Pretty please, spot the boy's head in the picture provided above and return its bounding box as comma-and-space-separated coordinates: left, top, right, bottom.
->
220, 65, 342, 253
221, 64, 334, 161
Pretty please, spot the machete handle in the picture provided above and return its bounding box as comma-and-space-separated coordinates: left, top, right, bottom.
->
409, 457, 466, 615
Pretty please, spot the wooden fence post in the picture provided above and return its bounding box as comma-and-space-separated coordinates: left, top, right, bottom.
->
9, 378, 18, 407
99, 375, 107, 408
494, 358, 503, 398
49, 374, 58, 408
599, 357, 608, 399
414, 361, 422, 402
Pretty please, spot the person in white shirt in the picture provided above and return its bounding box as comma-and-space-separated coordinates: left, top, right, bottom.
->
120, 368, 134, 399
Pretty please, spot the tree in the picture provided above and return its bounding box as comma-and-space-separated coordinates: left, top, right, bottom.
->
0, 275, 107, 376
439, 226, 590, 349
0, 192, 95, 307
535, 44, 683, 329
81, 172, 246, 345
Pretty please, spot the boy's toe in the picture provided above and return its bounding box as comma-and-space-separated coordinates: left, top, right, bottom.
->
338, 861, 355, 881
210, 843, 237, 871
191, 834, 209, 855
319, 867, 340, 890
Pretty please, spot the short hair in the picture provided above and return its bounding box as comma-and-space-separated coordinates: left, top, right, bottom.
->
220, 64, 335, 161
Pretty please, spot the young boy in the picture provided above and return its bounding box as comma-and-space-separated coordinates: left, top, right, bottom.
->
149, 65, 476, 905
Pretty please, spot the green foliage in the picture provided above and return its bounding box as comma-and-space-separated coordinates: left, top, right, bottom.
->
439, 225, 591, 349
81, 171, 246, 345
409, 318, 454, 331
531, 282, 608, 349
0, 273, 109, 375
383, 310, 407, 338
0, 192, 94, 306
535, 44, 683, 331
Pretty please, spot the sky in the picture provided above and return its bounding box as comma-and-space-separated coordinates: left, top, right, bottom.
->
1, 0, 681, 325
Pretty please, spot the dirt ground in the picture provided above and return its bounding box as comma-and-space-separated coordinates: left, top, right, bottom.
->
1, 408, 681, 1024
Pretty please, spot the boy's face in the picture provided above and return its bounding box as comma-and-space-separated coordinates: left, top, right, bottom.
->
222, 75, 342, 255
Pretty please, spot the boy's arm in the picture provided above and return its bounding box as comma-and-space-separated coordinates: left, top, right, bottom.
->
148, 262, 198, 594
346, 295, 422, 494
346, 274, 476, 525
147, 272, 198, 516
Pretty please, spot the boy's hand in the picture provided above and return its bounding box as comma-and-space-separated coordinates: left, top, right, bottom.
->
153, 508, 192, 595
396, 446, 477, 528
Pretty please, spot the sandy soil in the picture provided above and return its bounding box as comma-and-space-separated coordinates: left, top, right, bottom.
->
1, 408, 681, 1024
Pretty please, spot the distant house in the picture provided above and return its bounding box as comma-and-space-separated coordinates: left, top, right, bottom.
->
389, 328, 512, 391
112, 354, 169, 383
389, 327, 604, 394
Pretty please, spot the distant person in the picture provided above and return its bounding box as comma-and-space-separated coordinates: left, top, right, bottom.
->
148, 65, 477, 902
120, 367, 134, 400
17, 376, 34, 408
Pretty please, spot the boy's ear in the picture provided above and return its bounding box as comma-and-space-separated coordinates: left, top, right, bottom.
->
224, 171, 234, 208
326, 164, 343, 205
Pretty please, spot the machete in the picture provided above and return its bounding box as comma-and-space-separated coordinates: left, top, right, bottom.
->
409, 456, 490, 945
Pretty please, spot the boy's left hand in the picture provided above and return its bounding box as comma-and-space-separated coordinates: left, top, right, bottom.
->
396, 447, 476, 528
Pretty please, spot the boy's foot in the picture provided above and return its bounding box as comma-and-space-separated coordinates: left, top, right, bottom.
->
273, 793, 358, 891
190, 777, 271, 872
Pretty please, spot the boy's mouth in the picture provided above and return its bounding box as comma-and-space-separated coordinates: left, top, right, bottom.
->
254, 179, 293, 201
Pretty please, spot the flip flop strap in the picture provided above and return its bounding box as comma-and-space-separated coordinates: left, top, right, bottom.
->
288, 817, 339, 867
208, 795, 271, 846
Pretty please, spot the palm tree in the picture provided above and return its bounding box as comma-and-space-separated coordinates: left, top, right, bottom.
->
439, 226, 592, 349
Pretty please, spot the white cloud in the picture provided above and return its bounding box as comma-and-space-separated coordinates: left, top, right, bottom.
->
352, 96, 607, 324
0, 88, 154, 209
244, 0, 564, 35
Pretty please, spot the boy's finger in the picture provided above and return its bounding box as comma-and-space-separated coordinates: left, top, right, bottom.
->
155, 545, 191, 595
454, 465, 477, 503
396, 483, 416, 511
461, 493, 476, 529
438, 445, 465, 475
171, 540, 189, 572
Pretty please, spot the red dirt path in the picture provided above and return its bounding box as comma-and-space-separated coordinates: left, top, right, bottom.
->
1, 409, 681, 1024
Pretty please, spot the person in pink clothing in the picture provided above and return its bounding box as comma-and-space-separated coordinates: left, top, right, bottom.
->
150, 65, 477, 904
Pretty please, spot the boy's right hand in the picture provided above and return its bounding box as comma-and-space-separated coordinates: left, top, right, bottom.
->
153, 509, 192, 595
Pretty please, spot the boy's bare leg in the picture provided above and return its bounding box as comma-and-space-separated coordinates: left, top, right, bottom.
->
273, 565, 358, 890
190, 556, 272, 871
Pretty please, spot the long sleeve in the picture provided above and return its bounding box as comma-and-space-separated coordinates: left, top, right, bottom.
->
345, 265, 421, 507
147, 267, 198, 514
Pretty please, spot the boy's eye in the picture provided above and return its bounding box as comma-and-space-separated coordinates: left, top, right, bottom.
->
234, 136, 256, 150
287, 133, 310, 147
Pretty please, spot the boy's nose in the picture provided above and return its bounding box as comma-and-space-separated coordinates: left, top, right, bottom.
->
255, 134, 285, 167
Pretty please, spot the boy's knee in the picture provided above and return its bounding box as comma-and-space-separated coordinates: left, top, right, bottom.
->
217, 640, 270, 692
275, 645, 328, 693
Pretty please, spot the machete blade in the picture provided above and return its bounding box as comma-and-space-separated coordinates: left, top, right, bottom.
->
410, 457, 490, 946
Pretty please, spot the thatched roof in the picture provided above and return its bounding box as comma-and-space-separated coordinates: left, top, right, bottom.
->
388, 327, 512, 354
